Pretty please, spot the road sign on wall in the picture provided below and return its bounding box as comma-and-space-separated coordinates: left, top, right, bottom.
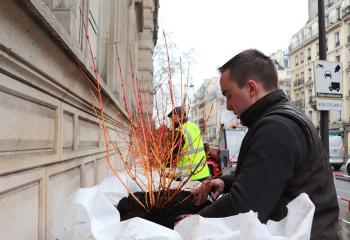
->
314, 60, 342, 98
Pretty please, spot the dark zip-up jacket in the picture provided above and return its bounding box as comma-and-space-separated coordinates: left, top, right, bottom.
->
199, 90, 339, 239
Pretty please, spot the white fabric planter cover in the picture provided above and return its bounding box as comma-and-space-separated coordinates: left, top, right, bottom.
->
52, 174, 314, 240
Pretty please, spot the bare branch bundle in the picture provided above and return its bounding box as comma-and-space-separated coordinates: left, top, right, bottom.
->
78, 8, 224, 211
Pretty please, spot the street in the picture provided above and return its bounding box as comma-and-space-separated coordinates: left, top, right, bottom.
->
334, 166, 350, 239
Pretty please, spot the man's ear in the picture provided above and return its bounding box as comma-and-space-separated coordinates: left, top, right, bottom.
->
246, 80, 259, 97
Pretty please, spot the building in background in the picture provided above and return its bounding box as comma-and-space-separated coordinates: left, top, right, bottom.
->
190, 77, 239, 144
289, 0, 350, 157
0, 0, 158, 238
271, 49, 292, 99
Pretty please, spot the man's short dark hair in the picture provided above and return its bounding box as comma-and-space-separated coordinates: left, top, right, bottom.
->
218, 49, 278, 90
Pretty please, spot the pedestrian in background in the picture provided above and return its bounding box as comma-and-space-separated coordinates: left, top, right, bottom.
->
168, 106, 211, 181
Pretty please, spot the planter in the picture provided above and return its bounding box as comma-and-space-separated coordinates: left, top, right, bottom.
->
117, 190, 210, 229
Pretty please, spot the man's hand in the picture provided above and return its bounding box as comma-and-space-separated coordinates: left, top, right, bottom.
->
194, 178, 225, 206
164, 167, 180, 179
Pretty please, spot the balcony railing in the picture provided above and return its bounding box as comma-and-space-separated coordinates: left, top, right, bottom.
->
293, 99, 305, 110
308, 95, 316, 104
293, 78, 305, 87
306, 76, 313, 85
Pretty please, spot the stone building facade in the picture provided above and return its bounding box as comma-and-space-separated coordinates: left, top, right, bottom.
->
289, 0, 350, 157
190, 77, 239, 144
0, 0, 158, 239
270, 49, 292, 99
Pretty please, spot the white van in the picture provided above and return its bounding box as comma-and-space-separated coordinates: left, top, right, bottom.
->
329, 135, 344, 170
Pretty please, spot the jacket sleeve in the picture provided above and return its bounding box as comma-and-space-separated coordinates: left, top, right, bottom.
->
199, 116, 307, 223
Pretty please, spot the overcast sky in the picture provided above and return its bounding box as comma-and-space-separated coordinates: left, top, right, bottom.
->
157, 0, 309, 89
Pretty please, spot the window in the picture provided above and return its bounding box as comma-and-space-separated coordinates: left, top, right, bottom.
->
336, 55, 340, 62
336, 111, 341, 122
87, 0, 109, 84
300, 52, 304, 63
44, 0, 83, 45
306, 27, 312, 39
284, 57, 289, 68
308, 111, 313, 121
316, 43, 319, 56
308, 68, 312, 80
335, 32, 340, 47
295, 73, 299, 87
307, 48, 311, 61
286, 69, 291, 77
337, 7, 341, 20
98, 1, 110, 83
308, 89, 313, 104
300, 72, 304, 83
295, 55, 299, 66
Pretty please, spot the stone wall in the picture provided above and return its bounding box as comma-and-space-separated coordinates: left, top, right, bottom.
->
0, 0, 158, 238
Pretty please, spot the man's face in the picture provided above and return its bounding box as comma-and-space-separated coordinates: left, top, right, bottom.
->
220, 69, 253, 118
172, 114, 181, 128
174, 114, 180, 125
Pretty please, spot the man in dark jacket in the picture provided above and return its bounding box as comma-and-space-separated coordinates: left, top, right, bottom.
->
194, 49, 339, 239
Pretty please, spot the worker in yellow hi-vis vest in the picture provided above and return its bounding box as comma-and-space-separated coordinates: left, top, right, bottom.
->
167, 106, 210, 181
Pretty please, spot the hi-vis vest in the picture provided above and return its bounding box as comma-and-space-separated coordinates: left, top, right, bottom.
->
177, 121, 210, 180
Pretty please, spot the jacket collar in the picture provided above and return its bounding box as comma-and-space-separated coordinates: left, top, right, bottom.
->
239, 90, 289, 128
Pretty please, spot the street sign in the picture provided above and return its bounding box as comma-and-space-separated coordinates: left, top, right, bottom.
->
314, 60, 342, 98
315, 99, 342, 111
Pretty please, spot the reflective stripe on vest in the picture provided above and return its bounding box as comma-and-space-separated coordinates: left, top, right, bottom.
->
178, 127, 204, 157
179, 159, 208, 177
177, 161, 207, 171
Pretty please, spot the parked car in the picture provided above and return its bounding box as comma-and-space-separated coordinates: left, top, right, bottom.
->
329, 135, 344, 171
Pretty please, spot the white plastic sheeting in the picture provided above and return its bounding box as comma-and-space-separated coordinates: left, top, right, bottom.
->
174, 193, 314, 240
53, 174, 315, 240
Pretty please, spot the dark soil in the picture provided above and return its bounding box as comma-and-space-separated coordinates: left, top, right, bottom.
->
116, 190, 210, 229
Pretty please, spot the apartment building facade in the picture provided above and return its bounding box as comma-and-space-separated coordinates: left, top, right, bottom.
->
190, 77, 239, 144
289, 0, 350, 156
0, 0, 158, 238
270, 49, 292, 99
